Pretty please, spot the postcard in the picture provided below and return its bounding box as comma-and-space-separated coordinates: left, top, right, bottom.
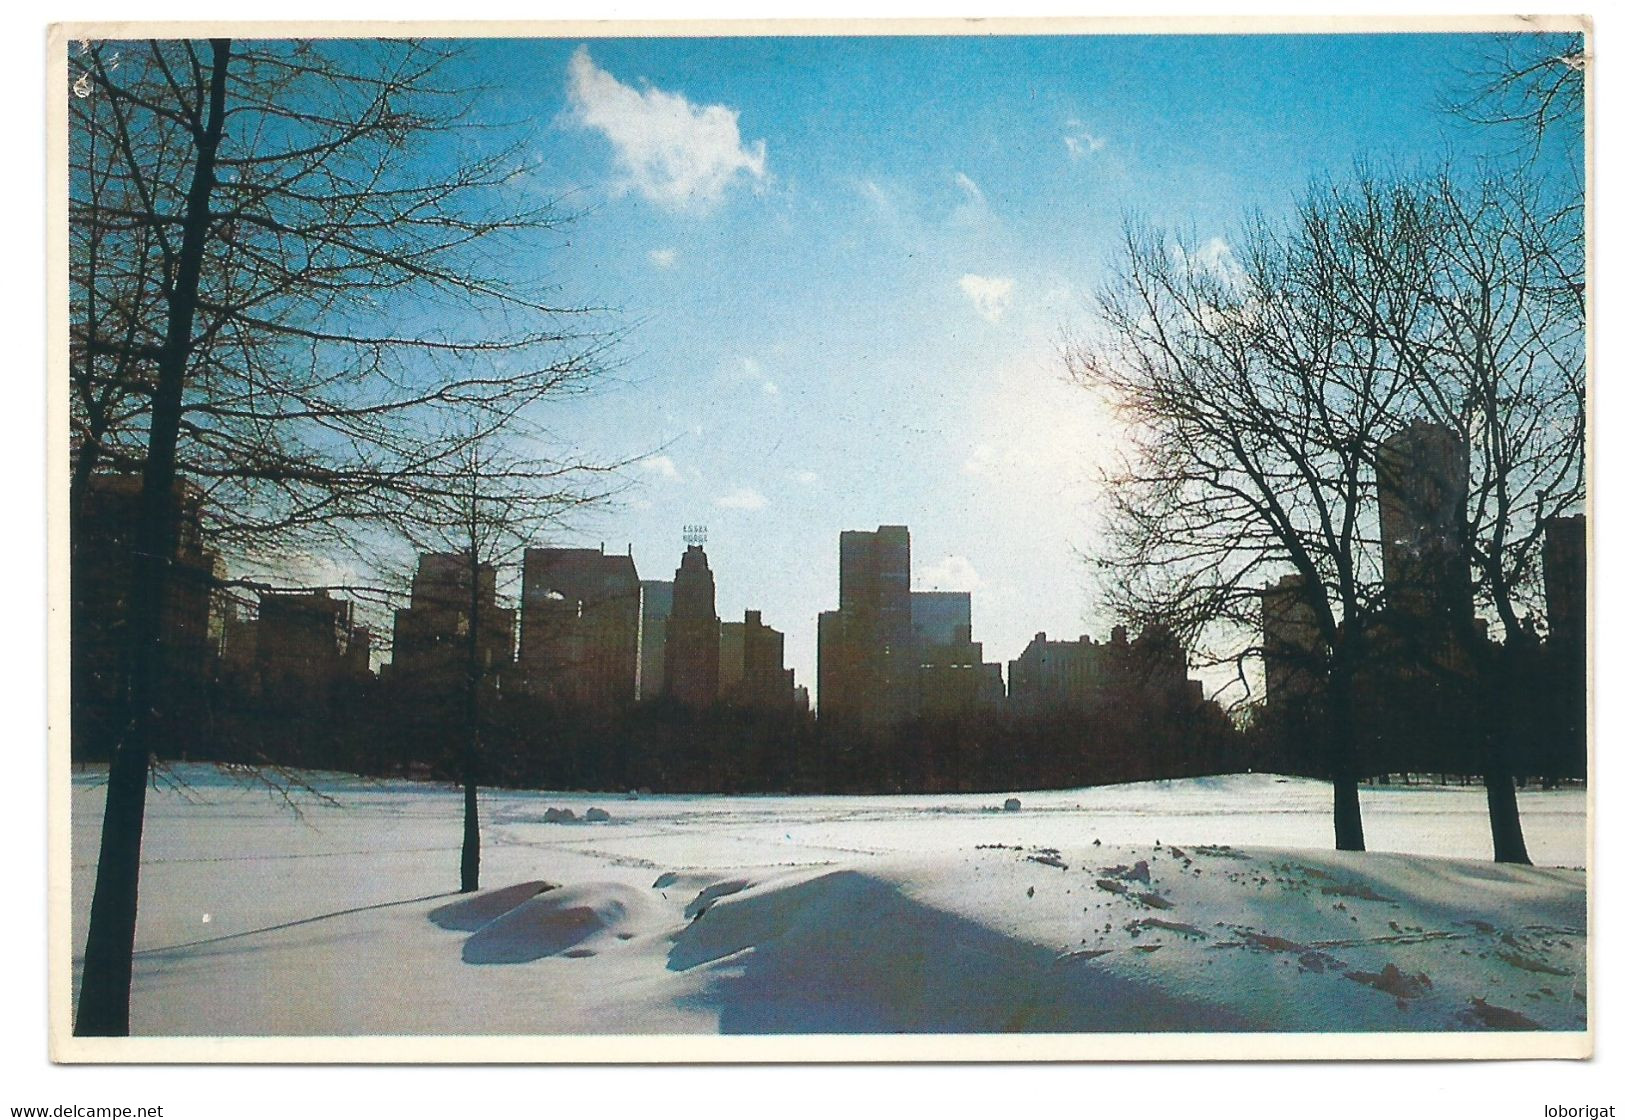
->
47, 15, 1591, 1066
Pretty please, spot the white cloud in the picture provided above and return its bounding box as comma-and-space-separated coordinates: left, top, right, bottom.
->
250, 553, 361, 593
950, 171, 995, 230
963, 442, 1020, 477
719, 355, 762, 382
1196, 296, 1263, 337
715, 487, 769, 510
1193, 237, 1236, 273
1063, 120, 1106, 159
915, 554, 985, 593
959, 274, 1015, 323
1038, 281, 1080, 314
857, 178, 890, 207
719, 354, 782, 398
794, 469, 818, 486
565, 46, 767, 211
648, 248, 679, 269
1173, 236, 1245, 285
641, 454, 682, 480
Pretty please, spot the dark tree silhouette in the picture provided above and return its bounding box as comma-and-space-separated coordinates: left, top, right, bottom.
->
1354, 169, 1584, 863
1073, 164, 1582, 863
1069, 200, 1424, 851
1447, 30, 1586, 159
391, 436, 621, 893
67, 36, 612, 1036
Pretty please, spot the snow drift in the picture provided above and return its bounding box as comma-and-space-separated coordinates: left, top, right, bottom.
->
68, 768, 1586, 1037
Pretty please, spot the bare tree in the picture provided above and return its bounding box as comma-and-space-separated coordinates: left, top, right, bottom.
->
1070, 193, 1431, 851
389, 433, 621, 893
67, 37, 615, 1036
1447, 30, 1586, 160
1349, 168, 1584, 863
69, 38, 612, 551
1429, 29, 1588, 856
1075, 165, 1583, 864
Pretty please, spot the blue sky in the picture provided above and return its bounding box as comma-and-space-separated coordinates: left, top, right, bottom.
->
383, 32, 1573, 702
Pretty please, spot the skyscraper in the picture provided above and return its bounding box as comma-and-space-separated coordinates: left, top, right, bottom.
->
820, 526, 916, 732
1377, 421, 1472, 628
817, 608, 850, 721
1006, 631, 1113, 717
391, 552, 514, 690
1259, 573, 1324, 708
911, 592, 993, 718
257, 589, 369, 696
1006, 625, 1201, 719
518, 546, 640, 709
70, 473, 225, 759
911, 591, 971, 649
917, 622, 987, 718
720, 609, 795, 711
664, 542, 720, 708
1543, 514, 1586, 651
1541, 513, 1586, 779
637, 579, 674, 702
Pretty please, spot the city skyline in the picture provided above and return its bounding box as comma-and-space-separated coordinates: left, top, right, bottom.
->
231, 30, 1572, 705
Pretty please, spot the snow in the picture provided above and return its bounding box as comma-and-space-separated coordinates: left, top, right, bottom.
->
68, 767, 1586, 1040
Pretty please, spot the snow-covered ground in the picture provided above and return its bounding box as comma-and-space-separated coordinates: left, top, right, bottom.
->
67, 768, 1586, 1041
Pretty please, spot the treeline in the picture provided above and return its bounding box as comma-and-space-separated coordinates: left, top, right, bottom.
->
71, 628, 1581, 795
73, 674, 1249, 796
1242, 642, 1585, 788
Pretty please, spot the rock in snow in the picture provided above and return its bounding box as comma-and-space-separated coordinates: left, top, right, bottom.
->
1004, 798, 1022, 812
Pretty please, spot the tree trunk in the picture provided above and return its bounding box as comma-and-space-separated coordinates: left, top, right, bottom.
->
459, 546, 482, 894
74, 720, 151, 1036
1331, 770, 1366, 852
1484, 765, 1531, 864
75, 40, 232, 1038
68, 430, 104, 520
1327, 657, 1366, 852
460, 769, 481, 893
1482, 651, 1532, 865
